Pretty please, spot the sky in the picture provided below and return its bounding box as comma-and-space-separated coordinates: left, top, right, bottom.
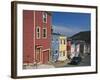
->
52, 12, 91, 37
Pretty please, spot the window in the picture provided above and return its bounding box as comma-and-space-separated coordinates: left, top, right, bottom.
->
61, 39, 66, 44
56, 39, 58, 41
60, 51, 62, 56
36, 48, 41, 63
42, 28, 47, 38
55, 50, 58, 53
63, 39, 66, 44
63, 51, 65, 56
36, 27, 40, 39
60, 39, 62, 44
43, 12, 47, 23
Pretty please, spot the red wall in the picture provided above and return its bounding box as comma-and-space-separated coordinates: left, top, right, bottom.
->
67, 40, 71, 51
23, 10, 35, 63
43, 51, 49, 64
23, 10, 51, 64
35, 11, 52, 50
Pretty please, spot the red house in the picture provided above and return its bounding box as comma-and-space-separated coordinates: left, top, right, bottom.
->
23, 10, 52, 68
67, 39, 71, 59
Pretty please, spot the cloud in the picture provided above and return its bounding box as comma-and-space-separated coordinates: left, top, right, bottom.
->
52, 25, 89, 37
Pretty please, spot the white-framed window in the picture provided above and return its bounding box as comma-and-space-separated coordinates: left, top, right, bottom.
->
60, 51, 63, 56
63, 51, 65, 56
60, 39, 63, 44
60, 39, 66, 44
42, 28, 47, 38
36, 26, 41, 39
42, 12, 47, 23
63, 39, 66, 45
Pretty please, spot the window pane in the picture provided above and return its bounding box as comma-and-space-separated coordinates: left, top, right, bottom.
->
43, 12, 47, 23
64, 40, 66, 44
43, 28, 47, 38
36, 27, 40, 39
60, 40, 62, 44
37, 28, 39, 32
63, 51, 65, 56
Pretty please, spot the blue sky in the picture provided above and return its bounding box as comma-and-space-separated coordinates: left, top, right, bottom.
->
52, 12, 91, 37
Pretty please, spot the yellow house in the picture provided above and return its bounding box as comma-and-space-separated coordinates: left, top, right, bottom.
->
58, 35, 68, 61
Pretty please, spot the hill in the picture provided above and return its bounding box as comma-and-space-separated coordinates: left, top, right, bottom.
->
70, 31, 90, 43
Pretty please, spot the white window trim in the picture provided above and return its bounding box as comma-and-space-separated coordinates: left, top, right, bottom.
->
36, 26, 41, 39
63, 51, 65, 56
42, 28, 47, 39
42, 12, 47, 23
63, 39, 66, 45
60, 39, 62, 44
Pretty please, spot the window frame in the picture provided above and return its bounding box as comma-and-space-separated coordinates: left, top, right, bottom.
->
42, 28, 47, 39
36, 26, 41, 39
42, 12, 47, 23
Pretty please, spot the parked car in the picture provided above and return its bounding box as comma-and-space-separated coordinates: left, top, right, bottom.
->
68, 57, 82, 65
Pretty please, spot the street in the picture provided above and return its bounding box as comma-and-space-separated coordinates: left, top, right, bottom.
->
64, 53, 91, 67
24, 53, 91, 69
51, 53, 91, 68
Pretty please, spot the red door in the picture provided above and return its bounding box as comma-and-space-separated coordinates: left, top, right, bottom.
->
36, 48, 41, 63
43, 50, 49, 64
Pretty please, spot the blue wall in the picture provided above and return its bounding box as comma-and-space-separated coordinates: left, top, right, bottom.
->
51, 33, 60, 62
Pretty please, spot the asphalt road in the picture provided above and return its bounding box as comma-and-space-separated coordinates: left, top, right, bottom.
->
64, 53, 91, 67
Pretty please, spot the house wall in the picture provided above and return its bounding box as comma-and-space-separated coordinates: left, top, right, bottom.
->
35, 11, 52, 50
58, 36, 67, 61
70, 44, 76, 58
84, 44, 90, 54
75, 44, 80, 57
67, 40, 71, 59
23, 11, 52, 67
67, 40, 71, 52
23, 10, 35, 65
35, 11, 52, 64
52, 34, 59, 62
70, 41, 91, 59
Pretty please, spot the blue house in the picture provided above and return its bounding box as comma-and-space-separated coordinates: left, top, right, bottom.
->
51, 33, 60, 62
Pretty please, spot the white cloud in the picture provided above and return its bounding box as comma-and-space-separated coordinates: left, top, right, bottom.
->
52, 25, 89, 37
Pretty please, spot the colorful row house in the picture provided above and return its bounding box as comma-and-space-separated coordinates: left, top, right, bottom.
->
70, 41, 80, 59
58, 35, 68, 61
52, 33, 68, 62
51, 33, 60, 62
69, 40, 90, 59
67, 39, 71, 59
23, 10, 52, 68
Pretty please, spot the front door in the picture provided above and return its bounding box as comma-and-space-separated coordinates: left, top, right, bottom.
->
43, 50, 49, 64
36, 48, 41, 63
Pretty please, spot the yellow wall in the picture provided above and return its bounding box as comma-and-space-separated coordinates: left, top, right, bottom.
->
59, 36, 67, 51
58, 36, 68, 61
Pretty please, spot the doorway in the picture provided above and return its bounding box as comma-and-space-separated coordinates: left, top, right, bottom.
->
36, 48, 41, 63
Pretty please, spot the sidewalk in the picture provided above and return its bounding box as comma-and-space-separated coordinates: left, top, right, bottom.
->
26, 64, 55, 69
24, 60, 70, 69
37, 64, 55, 69
51, 59, 70, 68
